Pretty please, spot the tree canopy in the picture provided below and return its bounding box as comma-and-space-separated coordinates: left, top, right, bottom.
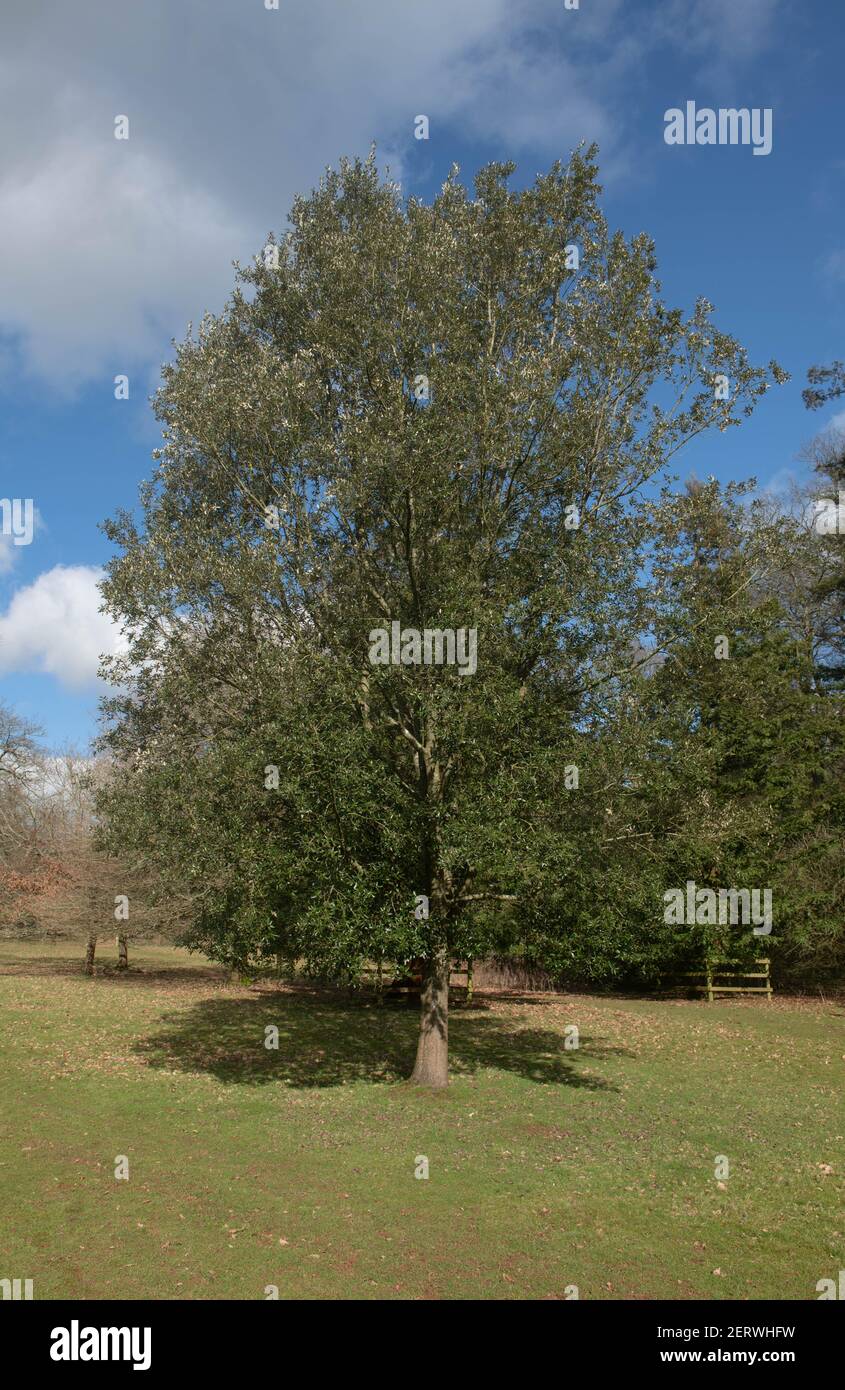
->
96, 149, 816, 1086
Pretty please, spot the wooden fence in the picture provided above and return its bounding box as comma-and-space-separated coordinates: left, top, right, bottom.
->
664, 957, 773, 1002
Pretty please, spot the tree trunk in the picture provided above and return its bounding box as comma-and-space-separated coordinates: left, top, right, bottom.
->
409, 947, 450, 1087
116, 934, 129, 970
84, 933, 97, 976
466, 957, 474, 1004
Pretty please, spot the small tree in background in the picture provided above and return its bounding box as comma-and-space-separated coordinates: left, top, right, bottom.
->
801, 372, 845, 691
0, 703, 42, 877
9, 754, 183, 972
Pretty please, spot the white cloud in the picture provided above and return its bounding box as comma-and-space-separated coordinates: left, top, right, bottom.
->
653, 0, 782, 68
0, 565, 125, 689
759, 465, 800, 500
0, 0, 643, 390
822, 249, 845, 283
0, 141, 250, 391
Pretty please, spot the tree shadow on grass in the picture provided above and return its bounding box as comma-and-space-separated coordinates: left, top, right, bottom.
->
134, 987, 629, 1090
0, 950, 225, 986
0, 950, 87, 978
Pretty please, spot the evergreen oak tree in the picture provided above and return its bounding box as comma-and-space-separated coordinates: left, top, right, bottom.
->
97, 150, 782, 1085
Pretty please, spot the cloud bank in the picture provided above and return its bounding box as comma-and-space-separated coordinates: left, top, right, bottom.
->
0, 0, 781, 390
0, 566, 124, 689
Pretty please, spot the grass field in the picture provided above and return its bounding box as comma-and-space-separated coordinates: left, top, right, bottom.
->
1, 941, 842, 1300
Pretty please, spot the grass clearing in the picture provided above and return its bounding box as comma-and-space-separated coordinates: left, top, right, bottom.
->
1, 942, 842, 1300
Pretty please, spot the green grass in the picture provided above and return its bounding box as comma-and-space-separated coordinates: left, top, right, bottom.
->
1, 941, 842, 1300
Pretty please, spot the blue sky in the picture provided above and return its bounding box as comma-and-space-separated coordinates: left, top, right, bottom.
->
1, 0, 843, 750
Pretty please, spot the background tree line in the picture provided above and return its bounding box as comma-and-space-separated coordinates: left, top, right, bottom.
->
0, 724, 186, 972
